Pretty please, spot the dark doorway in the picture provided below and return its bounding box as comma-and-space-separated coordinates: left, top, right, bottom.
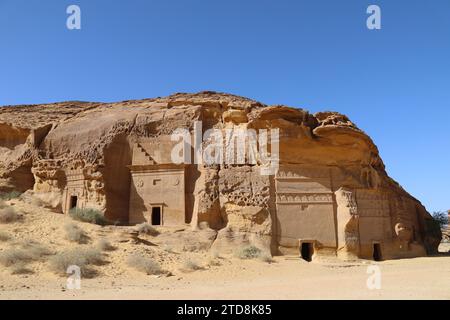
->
151, 207, 161, 226
70, 196, 78, 210
300, 242, 314, 262
373, 243, 382, 261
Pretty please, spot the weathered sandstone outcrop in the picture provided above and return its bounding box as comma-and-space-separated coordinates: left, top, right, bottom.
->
0, 92, 441, 260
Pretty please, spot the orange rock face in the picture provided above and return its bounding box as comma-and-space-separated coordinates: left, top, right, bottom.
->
0, 92, 441, 260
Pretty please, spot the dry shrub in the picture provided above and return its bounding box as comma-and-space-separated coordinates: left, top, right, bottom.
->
64, 223, 89, 244
0, 241, 51, 270
0, 206, 21, 224
20, 192, 44, 207
162, 245, 175, 253
96, 238, 115, 251
69, 208, 109, 226
136, 223, 160, 236
259, 252, 275, 263
182, 242, 210, 252
210, 249, 221, 259
49, 247, 104, 277
181, 258, 203, 272
207, 257, 221, 267
127, 254, 164, 275
19, 240, 52, 259
0, 231, 10, 242
11, 262, 33, 275
0, 249, 33, 267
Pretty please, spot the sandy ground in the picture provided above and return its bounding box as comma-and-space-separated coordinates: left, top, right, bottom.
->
0, 198, 449, 300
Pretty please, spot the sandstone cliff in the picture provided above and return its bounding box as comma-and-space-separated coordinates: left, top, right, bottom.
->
0, 92, 441, 260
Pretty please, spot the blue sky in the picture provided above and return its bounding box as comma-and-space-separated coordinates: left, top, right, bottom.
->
0, 0, 449, 212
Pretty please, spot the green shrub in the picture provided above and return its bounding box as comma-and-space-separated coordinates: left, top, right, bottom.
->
432, 211, 448, 229
69, 208, 109, 226
426, 218, 443, 235
0, 191, 22, 201
235, 245, 262, 260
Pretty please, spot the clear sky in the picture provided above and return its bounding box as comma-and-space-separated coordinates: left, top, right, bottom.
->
0, 0, 449, 212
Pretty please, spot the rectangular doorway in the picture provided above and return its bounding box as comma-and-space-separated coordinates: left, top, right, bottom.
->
373, 243, 383, 261
151, 206, 162, 226
300, 242, 314, 262
70, 196, 78, 210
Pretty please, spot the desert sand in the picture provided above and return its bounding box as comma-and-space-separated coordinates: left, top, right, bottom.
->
0, 197, 448, 300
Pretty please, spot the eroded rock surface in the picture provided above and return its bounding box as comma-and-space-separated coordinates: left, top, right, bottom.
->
0, 91, 441, 260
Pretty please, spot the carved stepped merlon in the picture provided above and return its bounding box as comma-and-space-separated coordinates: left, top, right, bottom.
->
132, 143, 156, 165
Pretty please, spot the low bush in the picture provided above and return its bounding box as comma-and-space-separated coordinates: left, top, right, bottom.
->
207, 257, 221, 267
235, 245, 263, 260
432, 211, 448, 229
11, 262, 33, 275
259, 252, 275, 263
126, 254, 164, 275
0, 191, 22, 201
49, 247, 104, 277
0, 206, 21, 224
136, 223, 160, 236
96, 238, 115, 251
0, 249, 33, 267
0, 242, 51, 269
19, 240, 52, 259
181, 259, 203, 271
0, 231, 10, 242
69, 208, 109, 226
64, 223, 89, 244
162, 245, 175, 253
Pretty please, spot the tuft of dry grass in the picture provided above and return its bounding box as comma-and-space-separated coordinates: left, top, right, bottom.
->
69, 208, 109, 226
96, 238, 116, 251
0, 241, 52, 272
136, 223, 160, 236
259, 252, 275, 263
64, 223, 89, 244
181, 258, 203, 272
49, 247, 104, 277
0, 206, 21, 224
0, 249, 33, 267
11, 262, 34, 275
126, 254, 164, 275
162, 245, 175, 253
208, 251, 222, 267
0, 231, 10, 242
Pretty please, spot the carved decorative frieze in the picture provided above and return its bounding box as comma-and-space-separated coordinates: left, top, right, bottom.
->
276, 192, 333, 204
